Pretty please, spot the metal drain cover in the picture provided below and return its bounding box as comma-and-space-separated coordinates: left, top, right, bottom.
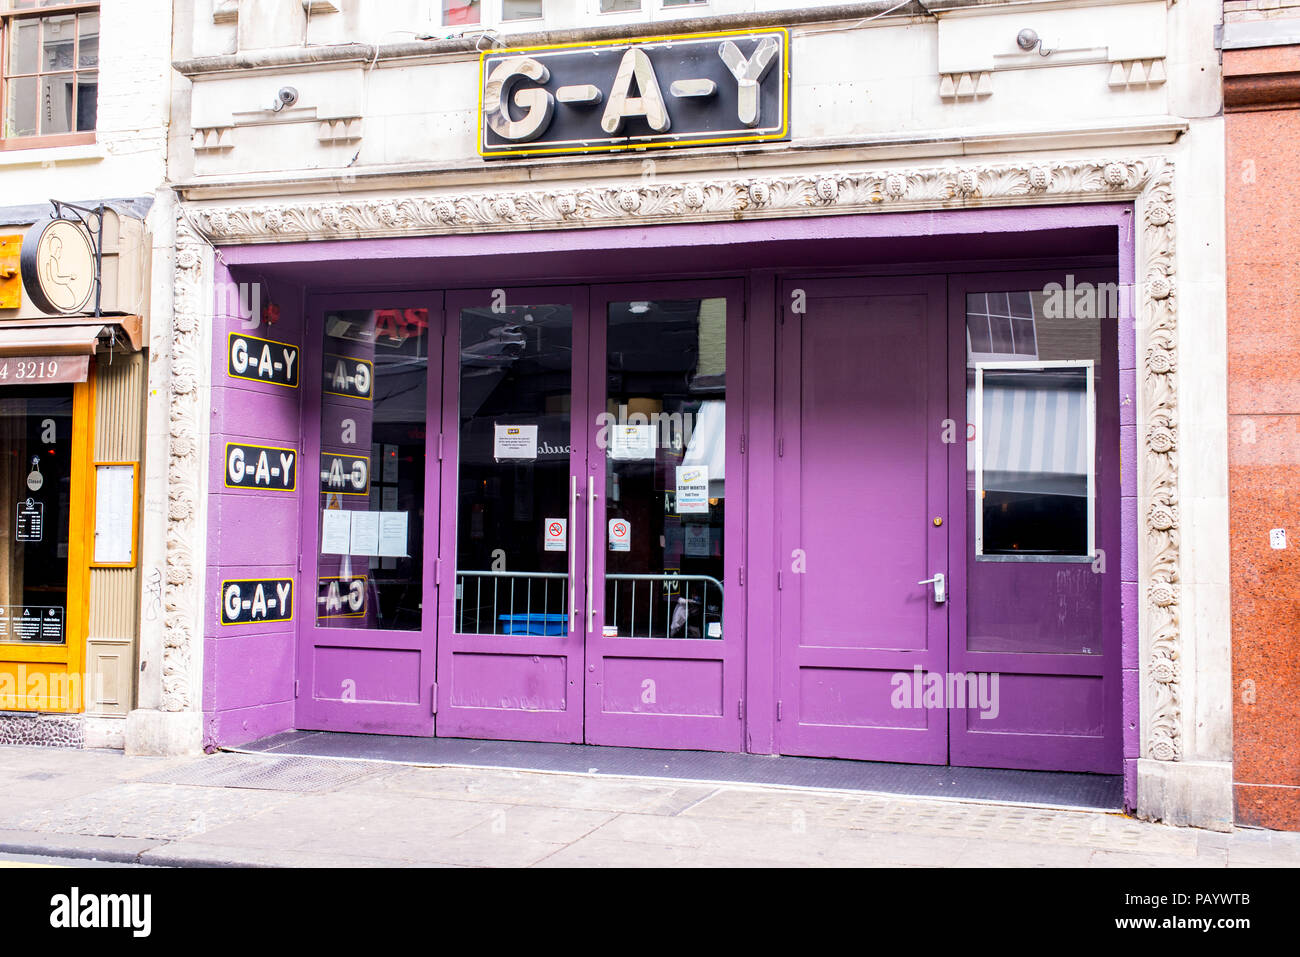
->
140, 753, 382, 792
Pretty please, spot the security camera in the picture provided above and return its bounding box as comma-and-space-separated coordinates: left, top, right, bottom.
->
271, 86, 298, 112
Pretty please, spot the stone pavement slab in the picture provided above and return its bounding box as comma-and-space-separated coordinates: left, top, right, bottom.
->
0, 745, 1297, 868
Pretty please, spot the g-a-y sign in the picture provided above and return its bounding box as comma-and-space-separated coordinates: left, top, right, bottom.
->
479, 29, 789, 158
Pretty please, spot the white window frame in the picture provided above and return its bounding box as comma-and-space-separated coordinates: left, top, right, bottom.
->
973, 359, 1095, 562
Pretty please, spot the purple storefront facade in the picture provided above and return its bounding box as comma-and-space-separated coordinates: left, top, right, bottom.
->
186, 196, 1147, 803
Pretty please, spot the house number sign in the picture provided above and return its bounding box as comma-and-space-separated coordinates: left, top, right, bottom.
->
479, 29, 789, 158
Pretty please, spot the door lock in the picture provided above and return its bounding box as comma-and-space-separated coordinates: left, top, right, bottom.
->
918, 572, 946, 604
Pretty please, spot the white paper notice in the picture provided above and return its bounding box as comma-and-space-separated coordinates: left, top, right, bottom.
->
608, 517, 631, 552
610, 424, 656, 460
378, 511, 409, 557
544, 518, 567, 552
494, 424, 538, 460
350, 510, 380, 556
684, 524, 710, 557
676, 465, 709, 514
320, 509, 352, 555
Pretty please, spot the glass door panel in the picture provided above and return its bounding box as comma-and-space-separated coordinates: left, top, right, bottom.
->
297, 297, 441, 737
585, 283, 744, 752
435, 288, 589, 744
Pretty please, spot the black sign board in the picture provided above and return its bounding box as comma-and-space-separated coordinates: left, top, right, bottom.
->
317, 575, 368, 619
15, 498, 42, 542
323, 354, 374, 400
228, 332, 300, 388
0, 605, 64, 642
225, 442, 298, 491
479, 29, 788, 158
220, 578, 294, 625
319, 452, 370, 496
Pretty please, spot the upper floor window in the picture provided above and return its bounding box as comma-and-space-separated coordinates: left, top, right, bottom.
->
1, 1, 98, 148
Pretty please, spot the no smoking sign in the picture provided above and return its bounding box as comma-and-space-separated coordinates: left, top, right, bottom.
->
544, 517, 567, 552
609, 518, 631, 552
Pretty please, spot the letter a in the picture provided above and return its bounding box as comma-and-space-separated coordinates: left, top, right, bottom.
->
601, 48, 670, 135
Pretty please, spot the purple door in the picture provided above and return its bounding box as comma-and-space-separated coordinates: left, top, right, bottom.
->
774, 277, 950, 763
297, 294, 442, 736
583, 282, 746, 752
946, 270, 1121, 773
433, 288, 591, 742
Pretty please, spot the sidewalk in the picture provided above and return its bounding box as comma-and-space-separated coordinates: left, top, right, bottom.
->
0, 745, 1296, 867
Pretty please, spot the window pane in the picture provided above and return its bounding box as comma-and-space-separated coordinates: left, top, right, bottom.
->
503, 0, 541, 19
40, 13, 75, 71
604, 299, 725, 640
7, 17, 38, 74
662, 0, 707, 6
0, 387, 73, 646
77, 12, 98, 69
4, 75, 37, 136
455, 302, 573, 636
443, 0, 480, 25
980, 367, 1089, 556
39, 72, 74, 133
75, 70, 95, 130
316, 309, 429, 631
600, 0, 640, 10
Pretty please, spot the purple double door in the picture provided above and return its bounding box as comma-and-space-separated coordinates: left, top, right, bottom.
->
774, 274, 1120, 772
297, 282, 745, 752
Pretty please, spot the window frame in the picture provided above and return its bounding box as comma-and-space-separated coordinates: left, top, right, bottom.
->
973, 359, 1096, 562
0, 0, 99, 151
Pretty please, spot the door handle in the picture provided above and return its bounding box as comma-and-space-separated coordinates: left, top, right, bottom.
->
568, 475, 578, 635
586, 482, 597, 633
918, 572, 946, 604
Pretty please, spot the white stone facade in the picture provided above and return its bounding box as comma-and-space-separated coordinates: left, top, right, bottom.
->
154, 0, 1233, 828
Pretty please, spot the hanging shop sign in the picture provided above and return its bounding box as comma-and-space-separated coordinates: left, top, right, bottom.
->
479, 28, 789, 159
228, 332, 299, 388
20, 217, 97, 314
220, 578, 294, 625
226, 442, 298, 491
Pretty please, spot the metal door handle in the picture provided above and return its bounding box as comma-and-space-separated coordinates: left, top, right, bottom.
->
568, 475, 578, 635
586, 483, 596, 633
918, 572, 946, 604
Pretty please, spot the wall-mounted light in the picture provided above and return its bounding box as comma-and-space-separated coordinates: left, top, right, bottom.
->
1016, 28, 1052, 57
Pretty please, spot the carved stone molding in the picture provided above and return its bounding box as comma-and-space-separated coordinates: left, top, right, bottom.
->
163, 213, 209, 714
939, 71, 993, 101
174, 156, 1183, 760
1108, 58, 1168, 90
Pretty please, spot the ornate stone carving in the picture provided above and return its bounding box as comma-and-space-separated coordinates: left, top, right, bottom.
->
163, 213, 209, 714
175, 156, 1184, 761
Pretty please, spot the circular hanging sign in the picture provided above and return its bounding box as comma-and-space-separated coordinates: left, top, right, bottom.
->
20, 218, 96, 315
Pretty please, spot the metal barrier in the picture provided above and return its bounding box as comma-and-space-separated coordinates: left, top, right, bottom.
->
606, 573, 723, 640
454, 570, 723, 639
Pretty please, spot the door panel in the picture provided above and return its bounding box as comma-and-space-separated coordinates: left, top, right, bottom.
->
584, 283, 745, 752
947, 271, 1121, 772
297, 296, 441, 736
435, 288, 589, 742
775, 277, 948, 763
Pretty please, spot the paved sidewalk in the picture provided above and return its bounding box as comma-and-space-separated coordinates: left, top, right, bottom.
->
0, 745, 1296, 867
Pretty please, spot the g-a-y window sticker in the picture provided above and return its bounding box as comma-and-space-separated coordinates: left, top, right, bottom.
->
220, 579, 294, 625
228, 332, 300, 388
479, 29, 789, 157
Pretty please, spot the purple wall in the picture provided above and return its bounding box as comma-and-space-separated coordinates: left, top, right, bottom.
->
203, 203, 1139, 805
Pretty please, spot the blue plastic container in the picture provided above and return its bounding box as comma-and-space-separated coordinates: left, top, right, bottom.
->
498, 613, 568, 636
